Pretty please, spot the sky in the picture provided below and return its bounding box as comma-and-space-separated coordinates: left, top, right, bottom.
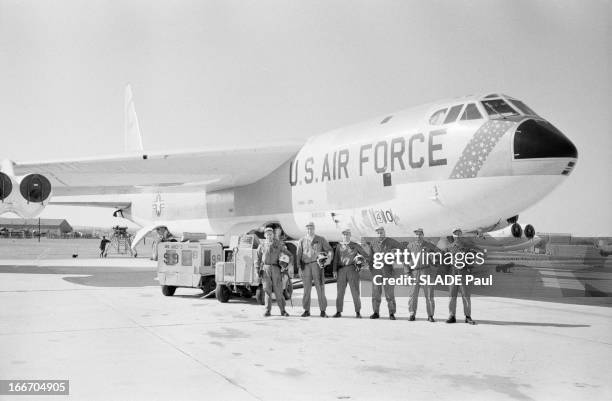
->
0, 0, 610, 235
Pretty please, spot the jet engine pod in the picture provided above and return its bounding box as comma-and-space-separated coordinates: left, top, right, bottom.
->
524, 224, 535, 239
19, 174, 52, 203
510, 223, 523, 238
0, 172, 12, 201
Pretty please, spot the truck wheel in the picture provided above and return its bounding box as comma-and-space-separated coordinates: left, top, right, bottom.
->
255, 285, 265, 305
161, 285, 176, 296
216, 284, 231, 303
283, 280, 293, 300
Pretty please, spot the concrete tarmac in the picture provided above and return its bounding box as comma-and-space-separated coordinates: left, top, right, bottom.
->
0, 258, 611, 401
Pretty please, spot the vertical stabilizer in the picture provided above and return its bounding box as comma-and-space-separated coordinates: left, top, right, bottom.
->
124, 84, 144, 152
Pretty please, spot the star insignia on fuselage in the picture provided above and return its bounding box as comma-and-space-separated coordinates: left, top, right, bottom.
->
152, 194, 164, 217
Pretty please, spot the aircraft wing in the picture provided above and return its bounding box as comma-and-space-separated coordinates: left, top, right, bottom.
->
12, 143, 301, 196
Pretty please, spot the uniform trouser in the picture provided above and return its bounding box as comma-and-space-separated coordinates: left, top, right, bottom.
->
336, 265, 361, 313
263, 264, 285, 313
371, 265, 396, 314
302, 262, 327, 312
449, 268, 471, 317
408, 267, 435, 317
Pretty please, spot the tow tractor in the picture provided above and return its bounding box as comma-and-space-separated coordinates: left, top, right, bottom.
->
157, 240, 222, 296
215, 234, 294, 304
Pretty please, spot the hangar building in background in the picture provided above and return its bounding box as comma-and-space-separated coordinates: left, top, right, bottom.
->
0, 218, 73, 237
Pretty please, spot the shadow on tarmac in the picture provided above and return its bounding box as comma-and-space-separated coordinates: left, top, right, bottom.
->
0, 265, 156, 287
475, 320, 590, 328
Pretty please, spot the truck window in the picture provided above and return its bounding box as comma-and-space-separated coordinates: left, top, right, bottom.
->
203, 249, 211, 266
181, 250, 193, 266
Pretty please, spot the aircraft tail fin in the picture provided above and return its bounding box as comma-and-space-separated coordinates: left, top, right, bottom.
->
124, 84, 144, 153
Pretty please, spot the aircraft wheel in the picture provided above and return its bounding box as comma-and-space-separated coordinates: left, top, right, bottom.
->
255, 285, 265, 305
215, 284, 231, 303
524, 224, 535, 239
161, 285, 176, 296
511, 223, 523, 238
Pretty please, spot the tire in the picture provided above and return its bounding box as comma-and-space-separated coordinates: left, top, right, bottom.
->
161, 285, 176, 296
215, 284, 231, 303
511, 223, 523, 238
283, 279, 293, 300
255, 285, 265, 305
524, 224, 535, 239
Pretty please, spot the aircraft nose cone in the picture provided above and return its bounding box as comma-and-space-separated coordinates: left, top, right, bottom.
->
513, 119, 578, 160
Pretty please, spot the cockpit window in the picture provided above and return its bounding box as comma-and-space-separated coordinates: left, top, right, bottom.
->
429, 108, 447, 125
481, 99, 519, 117
460, 103, 482, 120
508, 99, 537, 116
443, 105, 463, 124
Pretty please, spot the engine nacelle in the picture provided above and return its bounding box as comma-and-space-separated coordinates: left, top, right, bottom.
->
0, 173, 52, 218
0, 172, 13, 201
20, 174, 52, 203
0, 172, 15, 216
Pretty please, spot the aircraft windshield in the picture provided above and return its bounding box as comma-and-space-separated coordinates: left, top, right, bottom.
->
508, 99, 538, 116
480, 99, 519, 118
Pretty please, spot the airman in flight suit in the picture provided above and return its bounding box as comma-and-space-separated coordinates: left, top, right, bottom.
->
296, 222, 333, 317
332, 228, 369, 318
446, 229, 476, 325
255, 227, 292, 317
407, 228, 441, 322
368, 226, 402, 320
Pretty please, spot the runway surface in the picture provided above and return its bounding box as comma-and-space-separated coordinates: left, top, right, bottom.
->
0, 254, 611, 401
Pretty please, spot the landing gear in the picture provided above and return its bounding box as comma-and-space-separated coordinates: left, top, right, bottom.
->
510, 223, 523, 238
524, 224, 535, 239
495, 263, 514, 273
511, 222, 536, 239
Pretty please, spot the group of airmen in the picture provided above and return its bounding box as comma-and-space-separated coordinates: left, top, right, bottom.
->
255, 222, 476, 324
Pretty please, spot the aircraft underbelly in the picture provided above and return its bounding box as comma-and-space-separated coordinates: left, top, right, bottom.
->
290, 174, 566, 240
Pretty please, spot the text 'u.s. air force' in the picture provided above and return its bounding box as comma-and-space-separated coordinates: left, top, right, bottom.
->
289, 130, 447, 186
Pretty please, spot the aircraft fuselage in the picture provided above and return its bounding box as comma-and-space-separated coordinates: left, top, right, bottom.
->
126, 94, 577, 244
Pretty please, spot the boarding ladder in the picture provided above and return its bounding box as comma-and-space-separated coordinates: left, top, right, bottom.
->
107, 226, 135, 257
